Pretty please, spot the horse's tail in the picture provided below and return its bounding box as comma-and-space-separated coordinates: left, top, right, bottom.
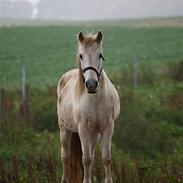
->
68, 132, 83, 183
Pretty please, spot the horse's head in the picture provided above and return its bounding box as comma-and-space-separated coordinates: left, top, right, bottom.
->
78, 31, 105, 94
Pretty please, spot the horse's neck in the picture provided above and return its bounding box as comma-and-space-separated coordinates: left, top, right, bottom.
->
75, 67, 85, 98
99, 70, 105, 88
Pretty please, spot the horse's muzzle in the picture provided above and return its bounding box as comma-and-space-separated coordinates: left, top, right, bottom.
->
86, 79, 98, 94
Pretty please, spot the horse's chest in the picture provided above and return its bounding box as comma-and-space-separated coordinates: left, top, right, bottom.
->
75, 96, 112, 124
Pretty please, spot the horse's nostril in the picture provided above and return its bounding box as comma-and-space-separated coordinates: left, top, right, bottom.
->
95, 80, 98, 88
86, 79, 98, 90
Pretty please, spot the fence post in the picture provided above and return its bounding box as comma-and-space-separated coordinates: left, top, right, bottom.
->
0, 88, 5, 120
133, 56, 139, 88
22, 65, 26, 102
20, 66, 29, 117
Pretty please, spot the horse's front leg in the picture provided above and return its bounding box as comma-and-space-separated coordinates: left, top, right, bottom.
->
78, 124, 98, 183
100, 122, 114, 183
60, 127, 72, 183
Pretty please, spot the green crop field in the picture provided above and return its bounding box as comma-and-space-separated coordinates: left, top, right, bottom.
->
0, 19, 183, 182
0, 23, 183, 88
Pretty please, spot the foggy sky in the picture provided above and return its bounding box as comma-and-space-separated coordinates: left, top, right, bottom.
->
1, 0, 183, 20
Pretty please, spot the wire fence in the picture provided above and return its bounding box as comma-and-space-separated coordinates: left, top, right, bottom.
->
0, 66, 30, 120
0, 57, 141, 120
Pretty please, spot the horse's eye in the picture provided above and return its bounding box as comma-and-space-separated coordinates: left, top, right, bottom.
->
79, 54, 83, 60
99, 53, 105, 61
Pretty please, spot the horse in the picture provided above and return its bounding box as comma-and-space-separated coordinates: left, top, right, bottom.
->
57, 31, 120, 183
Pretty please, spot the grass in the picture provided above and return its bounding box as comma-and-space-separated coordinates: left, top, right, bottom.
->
1, 150, 183, 183
0, 25, 183, 88
0, 118, 183, 183
0, 20, 183, 182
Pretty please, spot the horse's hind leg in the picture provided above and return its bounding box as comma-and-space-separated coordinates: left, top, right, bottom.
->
60, 126, 72, 183
100, 122, 114, 183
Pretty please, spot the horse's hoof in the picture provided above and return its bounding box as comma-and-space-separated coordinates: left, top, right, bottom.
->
83, 180, 92, 183
61, 180, 67, 183
105, 178, 113, 183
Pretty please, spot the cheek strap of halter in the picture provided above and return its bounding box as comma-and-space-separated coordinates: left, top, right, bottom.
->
82, 67, 102, 81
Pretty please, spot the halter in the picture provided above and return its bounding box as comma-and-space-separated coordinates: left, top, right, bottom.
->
80, 53, 105, 82
82, 67, 102, 81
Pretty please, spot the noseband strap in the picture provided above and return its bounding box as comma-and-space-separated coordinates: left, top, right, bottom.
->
82, 67, 102, 81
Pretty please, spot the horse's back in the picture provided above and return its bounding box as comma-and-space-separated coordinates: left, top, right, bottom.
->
57, 69, 78, 97
111, 83, 120, 120
57, 69, 79, 131
103, 71, 120, 121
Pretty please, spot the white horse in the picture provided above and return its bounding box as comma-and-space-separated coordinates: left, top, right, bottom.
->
57, 31, 120, 183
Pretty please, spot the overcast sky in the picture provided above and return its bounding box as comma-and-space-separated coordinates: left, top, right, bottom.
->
1, 0, 183, 20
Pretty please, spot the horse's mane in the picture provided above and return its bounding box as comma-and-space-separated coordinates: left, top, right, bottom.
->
77, 57, 85, 96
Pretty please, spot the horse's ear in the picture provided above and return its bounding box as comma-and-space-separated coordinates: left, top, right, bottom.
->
78, 32, 85, 42
95, 30, 102, 43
